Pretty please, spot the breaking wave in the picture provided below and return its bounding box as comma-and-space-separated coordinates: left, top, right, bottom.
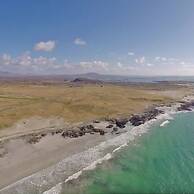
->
160, 120, 170, 127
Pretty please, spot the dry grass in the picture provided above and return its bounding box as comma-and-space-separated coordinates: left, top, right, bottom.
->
0, 82, 191, 129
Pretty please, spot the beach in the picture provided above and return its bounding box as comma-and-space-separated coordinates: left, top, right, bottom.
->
0, 81, 193, 193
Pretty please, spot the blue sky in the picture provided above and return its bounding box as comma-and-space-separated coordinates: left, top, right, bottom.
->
1, 0, 194, 75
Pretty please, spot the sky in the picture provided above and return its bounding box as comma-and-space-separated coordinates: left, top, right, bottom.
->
1, 0, 194, 75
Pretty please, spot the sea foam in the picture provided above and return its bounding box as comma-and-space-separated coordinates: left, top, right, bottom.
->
160, 120, 170, 127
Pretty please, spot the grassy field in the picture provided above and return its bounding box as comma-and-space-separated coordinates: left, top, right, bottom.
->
0, 82, 192, 129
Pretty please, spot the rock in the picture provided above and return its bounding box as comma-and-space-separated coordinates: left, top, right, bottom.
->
86, 124, 95, 130
129, 108, 164, 126
93, 128, 101, 133
62, 130, 80, 138
106, 124, 114, 128
79, 126, 85, 131
111, 127, 119, 134
41, 133, 46, 137
92, 128, 105, 135
56, 129, 63, 134
177, 101, 194, 111
129, 115, 143, 126
177, 105, 192, 111
72, 78, 103, 84
115, 118, 128, 128
27, 135, 41, 144
99, 130, 105, 135
78, 131, 85, 136
79, 124, 94, 133
113, 127, 118, 132
61, 130, 68, 138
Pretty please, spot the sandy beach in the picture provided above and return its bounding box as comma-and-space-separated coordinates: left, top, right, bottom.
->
0, 101, 186, 194
0, 120, 117, 189
0, 81, 193, 193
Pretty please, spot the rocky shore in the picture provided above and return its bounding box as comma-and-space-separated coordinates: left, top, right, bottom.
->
22, 107, 167, 145
13, 98, 194, 146
1, 96, 194, 192
177, 100, 194, 111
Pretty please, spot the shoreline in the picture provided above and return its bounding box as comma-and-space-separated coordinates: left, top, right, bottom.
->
0, 96, 194, 193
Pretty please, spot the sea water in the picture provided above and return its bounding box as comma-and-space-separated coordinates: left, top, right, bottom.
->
61, 112, 194, 194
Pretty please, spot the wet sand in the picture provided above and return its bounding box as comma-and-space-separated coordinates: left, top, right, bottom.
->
0, 119, 123, 190
0, 133, 107, 189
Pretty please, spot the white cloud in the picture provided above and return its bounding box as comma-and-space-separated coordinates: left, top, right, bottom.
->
180, 61, 185, 65
2, 51, 194, 76
128, 52, 135, 56
117, 62, 123, 68
155, 56, 172, 62
0, 52, 60, 74
135, 56, 145, 64
1, 54, 12, 65
155, 56, 160, 61
34, 40, 56, 51
74, 38, 87, 46
140, 56, 145, 64
146, 63, 154, 67
161, 57, 167, 61
79, 60, 109, 70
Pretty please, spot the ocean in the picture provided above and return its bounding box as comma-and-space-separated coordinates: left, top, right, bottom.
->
61, 111, 194, 194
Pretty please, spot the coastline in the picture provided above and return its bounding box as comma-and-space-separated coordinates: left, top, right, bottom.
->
1, 96, 194, 194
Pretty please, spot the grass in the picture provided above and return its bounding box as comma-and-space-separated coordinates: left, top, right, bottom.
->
0, 82, 191, 129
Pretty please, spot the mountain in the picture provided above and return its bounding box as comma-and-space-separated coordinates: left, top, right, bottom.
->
63, 72, 132, 82
71, 77, 103, 84
0, 71, 17, 76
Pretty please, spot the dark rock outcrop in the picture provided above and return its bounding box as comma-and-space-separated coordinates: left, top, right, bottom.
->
113, 127, 118, 132
55, 129, 63, 134
93, 128, 106, 135
59, 107, 165, 139
115, 118, 128, 128
61, 123, 106, 138
106, 124, 114, 128
129, 115, 144, 126
177, 101, 194, 111
99, 130, 105, 135
79, 124, 94, 133
111, 127, 119, 134
72, 78, 103, 84
129, 108, 164, 126
62, 130, 80, 138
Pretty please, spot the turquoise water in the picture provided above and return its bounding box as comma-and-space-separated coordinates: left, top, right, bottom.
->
62, 112, 194, 194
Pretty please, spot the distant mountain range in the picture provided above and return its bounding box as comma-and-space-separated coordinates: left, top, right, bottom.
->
0, 71, 18, 76
63, 72, 134, 82
0, 72, 194, 83
63, 73, 194, 83
0, 72, 132, 82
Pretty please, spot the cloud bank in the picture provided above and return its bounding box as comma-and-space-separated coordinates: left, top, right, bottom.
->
1, 50, 194, 76
34, 41, 56, 52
